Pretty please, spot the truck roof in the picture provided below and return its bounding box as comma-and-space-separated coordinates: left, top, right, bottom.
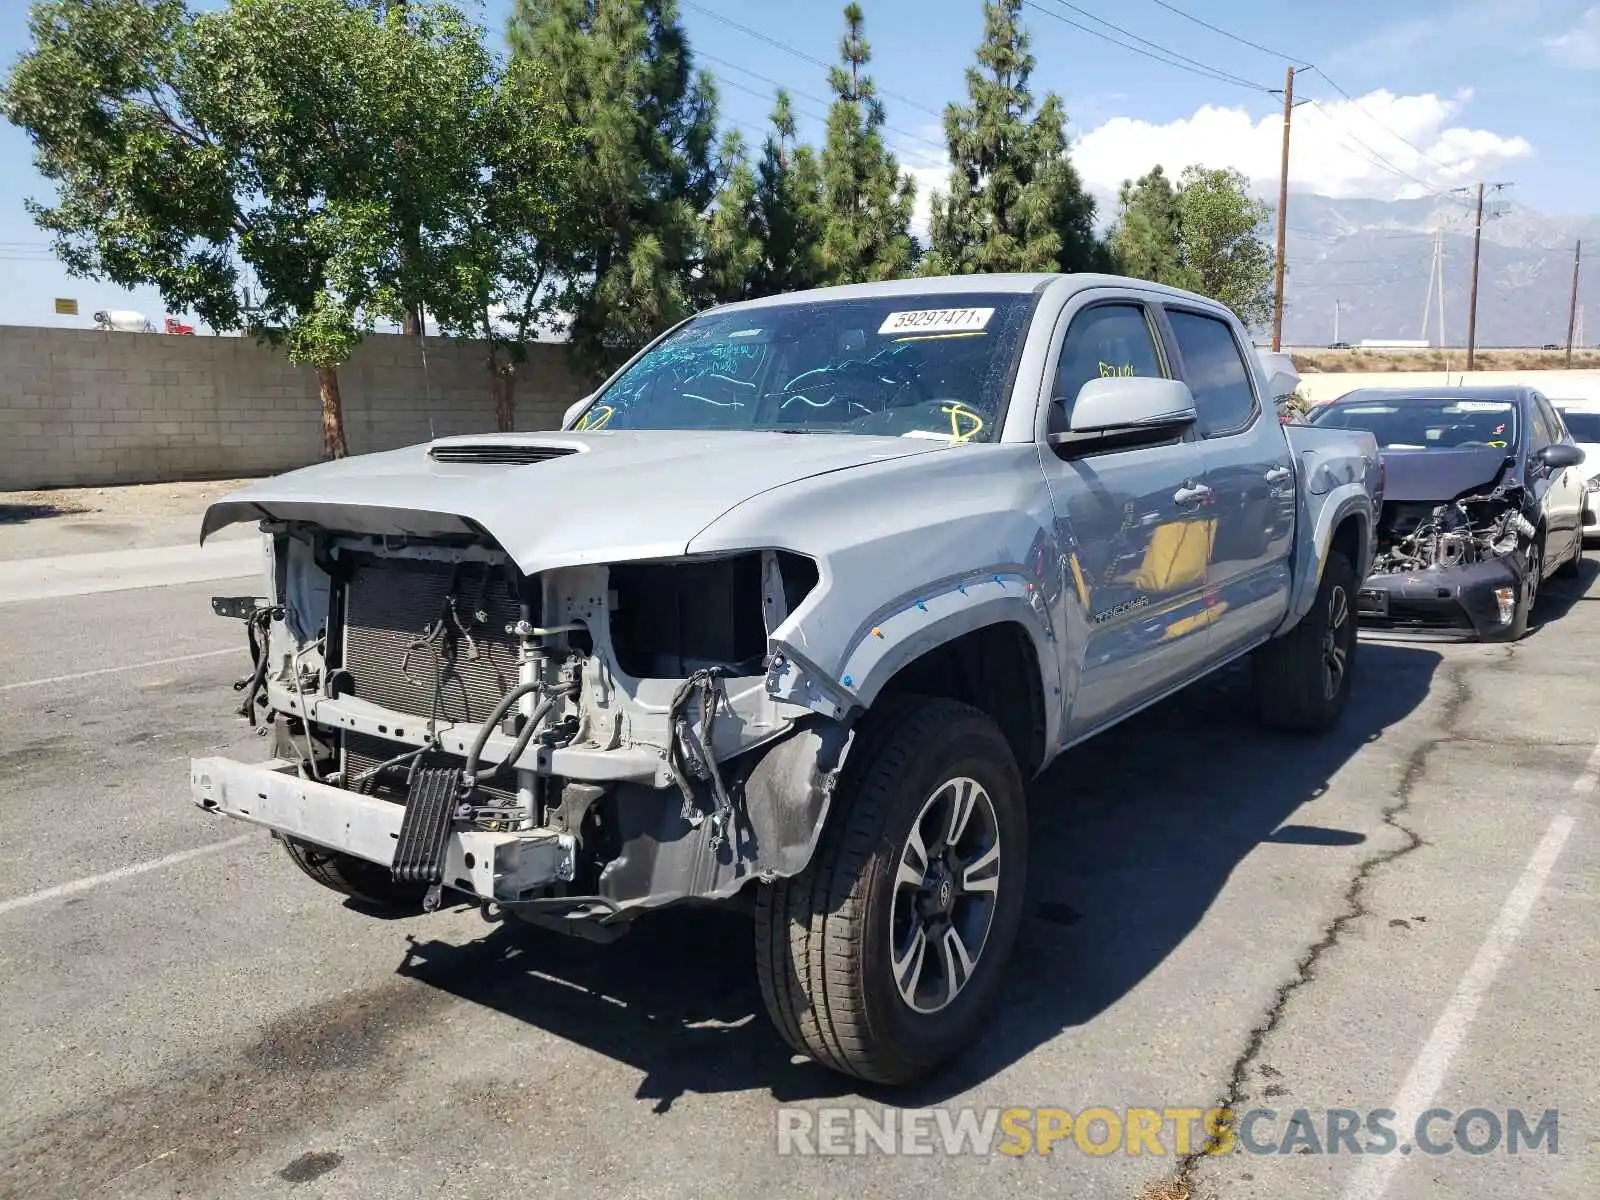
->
707, 272, 1233, 314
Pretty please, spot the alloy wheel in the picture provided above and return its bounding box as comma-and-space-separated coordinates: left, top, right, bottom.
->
1321, 583, 1351, 701
888, 776, 1002, 1015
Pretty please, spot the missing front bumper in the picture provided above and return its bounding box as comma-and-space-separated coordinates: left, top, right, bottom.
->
189, 756, 575, 903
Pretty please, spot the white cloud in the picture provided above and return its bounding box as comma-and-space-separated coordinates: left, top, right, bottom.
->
1543, 6, 1600, 68
1069, 89, 1533, 201
892, 89, 1534, 229
896, 124, 952, 241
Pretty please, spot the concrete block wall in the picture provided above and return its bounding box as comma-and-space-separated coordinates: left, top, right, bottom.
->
0, 326, 591, 491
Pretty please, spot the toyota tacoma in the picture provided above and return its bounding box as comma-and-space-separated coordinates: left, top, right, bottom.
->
191, 273, 1381, 1085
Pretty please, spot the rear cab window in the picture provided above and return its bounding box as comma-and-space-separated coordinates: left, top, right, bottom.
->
1165, 309, 1259, 438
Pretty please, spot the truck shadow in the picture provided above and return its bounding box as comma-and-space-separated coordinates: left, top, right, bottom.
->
394, 640, 1442, 1112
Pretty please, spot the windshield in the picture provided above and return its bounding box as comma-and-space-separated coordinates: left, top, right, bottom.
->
570, 292, 1037, 442
1308, 396, 1520, 450
1558, 410, 1600, 442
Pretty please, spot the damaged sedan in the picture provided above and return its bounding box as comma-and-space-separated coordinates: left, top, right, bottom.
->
1308, 386, 1586, 639
190, 274, 1380, 1085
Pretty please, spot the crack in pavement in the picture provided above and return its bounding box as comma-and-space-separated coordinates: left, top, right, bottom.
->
1166, 660, 1472, 1196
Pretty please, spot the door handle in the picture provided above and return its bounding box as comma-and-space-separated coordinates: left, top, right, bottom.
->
1264, 465, 1292, 484
1173, 482, 1213, 507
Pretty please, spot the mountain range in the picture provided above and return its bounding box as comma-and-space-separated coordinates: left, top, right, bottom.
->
1082, 189, 1600, 349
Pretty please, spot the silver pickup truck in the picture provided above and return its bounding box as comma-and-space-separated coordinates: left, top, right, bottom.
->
191, 273, 1381, 1085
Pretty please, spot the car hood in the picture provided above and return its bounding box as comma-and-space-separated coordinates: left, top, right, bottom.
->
1377, 447, 1513, 503
200, 429, 945, 573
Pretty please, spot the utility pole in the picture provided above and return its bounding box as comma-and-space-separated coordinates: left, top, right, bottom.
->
1566, 241, 1583, 368
1270, 65, 1297, 352
1333, 297, 1340, 345
1461, 181, 1511, 371
1465, 182, 1484, 371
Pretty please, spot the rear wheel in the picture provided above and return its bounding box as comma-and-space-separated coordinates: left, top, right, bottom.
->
753, 696, 1028, 1085
280, 836, 427, 911
1254, 549, 1357, 733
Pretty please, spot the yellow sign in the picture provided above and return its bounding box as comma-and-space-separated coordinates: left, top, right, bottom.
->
54, 298, 78, 316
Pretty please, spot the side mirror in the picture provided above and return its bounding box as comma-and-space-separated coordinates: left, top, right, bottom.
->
1537, 442, 1585, 469
1049, 377, 1197, 453
562, 395, 593, 430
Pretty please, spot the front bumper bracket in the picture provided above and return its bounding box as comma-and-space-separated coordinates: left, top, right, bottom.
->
190, 756, 575, 903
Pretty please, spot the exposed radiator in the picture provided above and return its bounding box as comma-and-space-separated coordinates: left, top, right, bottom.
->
341, 552, 523, 725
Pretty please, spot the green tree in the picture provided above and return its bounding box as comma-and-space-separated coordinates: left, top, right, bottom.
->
1173, 165, 1274, 328
2, 0, 490, 457
422, 56, 584, 431
510, 0, 719, 377
700, 130, 762, 303
925, 0, 1102, 275
1110, 165, 1190, 287
1110, 163, 1273, 326
749, 90, 826, 296
818, 3, 915, 284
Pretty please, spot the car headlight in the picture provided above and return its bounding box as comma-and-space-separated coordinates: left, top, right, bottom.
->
1586, 475, 1600, 494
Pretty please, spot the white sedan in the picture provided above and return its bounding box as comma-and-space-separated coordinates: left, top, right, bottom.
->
1555, 400, 1600, 544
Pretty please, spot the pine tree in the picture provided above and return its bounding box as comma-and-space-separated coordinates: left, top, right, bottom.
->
817, 3, 915, 285
509, 0, 719, 375
749, 90, 826, 295
925, 0, 1102, 275
1110, 165, 1191, 287
701, 130, 762, 303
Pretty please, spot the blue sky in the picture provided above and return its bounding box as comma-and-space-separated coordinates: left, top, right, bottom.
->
1, 0, 1596, 327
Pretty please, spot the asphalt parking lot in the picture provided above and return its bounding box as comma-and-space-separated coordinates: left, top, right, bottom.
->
1, 556, 1595, 1199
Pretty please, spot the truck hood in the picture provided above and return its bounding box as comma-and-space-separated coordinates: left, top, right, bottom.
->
200, 429, 944, 572
1377, 447, 1512, 503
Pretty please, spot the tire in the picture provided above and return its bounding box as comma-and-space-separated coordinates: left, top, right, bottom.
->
1506, 538, 1542, 640
280, 836, 427, 911
1253, 549, 1357, 734
753, 696, 1028, 1086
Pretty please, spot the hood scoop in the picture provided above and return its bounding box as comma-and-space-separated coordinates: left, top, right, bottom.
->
427, 442, 579, 466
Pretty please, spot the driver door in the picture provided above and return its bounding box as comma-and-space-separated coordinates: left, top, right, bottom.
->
1036, 297, 1214, 742
1532, 392, 1582, 563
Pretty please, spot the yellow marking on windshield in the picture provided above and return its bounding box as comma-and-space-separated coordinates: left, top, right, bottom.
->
575, 404, 614, 431
892, 331, 989, 343
942, 403, 984, 444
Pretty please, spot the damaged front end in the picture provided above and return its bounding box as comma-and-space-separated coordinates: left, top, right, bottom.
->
191, 522, 849, 936
1357, 480, 1539, 637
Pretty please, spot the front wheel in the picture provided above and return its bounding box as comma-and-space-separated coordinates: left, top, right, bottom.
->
1253, 549, 1358, 733
753, 697, 1028, 1085
280, 836, 427, 911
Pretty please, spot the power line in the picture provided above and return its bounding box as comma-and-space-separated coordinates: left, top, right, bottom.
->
1302, 98, 1473, 204
1305, 66, 1461, 178
1021, 0, 1273, 92
1141, 0, 1307, 63
697, 51, 834, 112
681, 0, 943, 118
712, 73, 946, 153
1041, 0, 1276, 92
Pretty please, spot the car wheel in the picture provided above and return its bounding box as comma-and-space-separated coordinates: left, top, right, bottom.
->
1253, 549, 1357, 734
753, 696, 1028, 1086
280, 835, 427, 911
1507, 539, 1543, 640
